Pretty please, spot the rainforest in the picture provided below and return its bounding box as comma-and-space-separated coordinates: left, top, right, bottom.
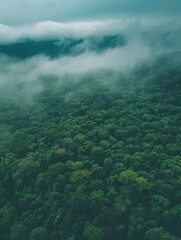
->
0, 2, 181, 240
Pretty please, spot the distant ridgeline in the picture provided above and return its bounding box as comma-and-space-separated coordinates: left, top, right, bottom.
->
0, 35, 126, 59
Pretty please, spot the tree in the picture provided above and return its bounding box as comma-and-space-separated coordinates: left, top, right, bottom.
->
144, 227, 176, 240
30, 227, 47, 240
119, 170, 150, 195
83, 223, 104, 240
69, 169, 90, 183
10, 223, 28, 240
14, 159, 40, 184
0, 203, 15, 233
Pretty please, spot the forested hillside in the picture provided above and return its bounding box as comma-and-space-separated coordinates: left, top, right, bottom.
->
0, 35, 125, 59
0, 53, 181, 240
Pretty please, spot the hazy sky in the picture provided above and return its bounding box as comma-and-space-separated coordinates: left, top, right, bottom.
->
0, 0, 181, 25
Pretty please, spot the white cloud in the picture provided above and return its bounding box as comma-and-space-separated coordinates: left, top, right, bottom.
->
0, 30, 151, 90
0, 19, 129, 44
0, 16, 180, 97
0, 16, 180, 46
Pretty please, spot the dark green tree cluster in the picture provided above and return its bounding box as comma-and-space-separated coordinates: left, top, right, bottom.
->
0, 54, 180, 239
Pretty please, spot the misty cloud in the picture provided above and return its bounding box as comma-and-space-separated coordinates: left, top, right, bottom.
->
0, 17, 181, 59
0, 33, 151, 85
0, 17, 181, 44
0, 19, 130, 44
0, 16, 181, 102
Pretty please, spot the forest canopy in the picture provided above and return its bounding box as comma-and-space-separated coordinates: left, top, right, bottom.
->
0, 48, 180, 239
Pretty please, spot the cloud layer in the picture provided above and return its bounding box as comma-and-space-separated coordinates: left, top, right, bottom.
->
0, 19, 133, 44
0, 17, 181, 60
0, 17, 181, 44
0, 16, 180, 101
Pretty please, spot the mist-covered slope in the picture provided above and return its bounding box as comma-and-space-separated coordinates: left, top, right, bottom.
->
0, 17, 181, 61
0, 35, 126, 59
0, 52, 180, 240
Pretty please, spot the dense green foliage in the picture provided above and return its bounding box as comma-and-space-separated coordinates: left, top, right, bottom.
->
0, 54, 181, 240
0, 35, 125, 59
